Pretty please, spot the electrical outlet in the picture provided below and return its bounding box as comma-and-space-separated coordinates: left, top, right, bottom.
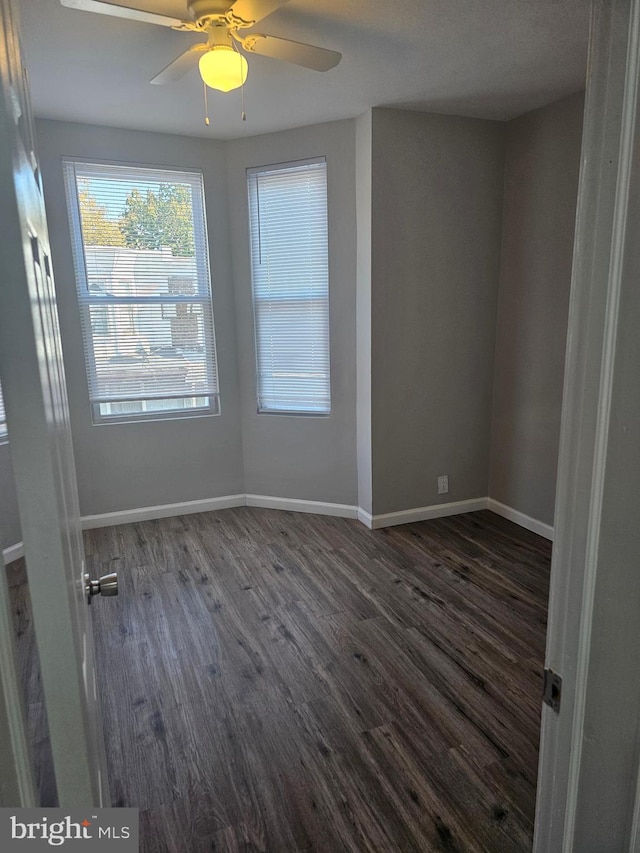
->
437, 475, 449, 495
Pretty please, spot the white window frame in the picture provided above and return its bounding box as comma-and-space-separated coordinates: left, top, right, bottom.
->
63, 159, 220, 425
247, 157, 331, 416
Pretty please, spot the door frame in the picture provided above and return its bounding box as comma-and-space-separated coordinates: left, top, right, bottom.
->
534, 0, 640, 849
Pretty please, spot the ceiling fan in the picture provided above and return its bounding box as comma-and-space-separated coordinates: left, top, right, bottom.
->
59, 0, 342, 94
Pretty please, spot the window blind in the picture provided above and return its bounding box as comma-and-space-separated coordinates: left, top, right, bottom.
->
63, 160, 219, 423
247, 158, 330, 414
0, 382, 7, 440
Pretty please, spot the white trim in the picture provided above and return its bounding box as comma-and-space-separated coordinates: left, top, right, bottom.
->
245, 494, 358, 518
534, 2, 640, 849
2, 494, 555, 551
564, 0, 640, 843
365, 498, 488, 530
81, 494, 246, 529
1, 542, 24, 565
81, 494, 358, 529
487, 499, 554, 541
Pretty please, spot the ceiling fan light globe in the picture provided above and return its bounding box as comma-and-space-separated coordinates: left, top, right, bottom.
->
199, 45, 248, 92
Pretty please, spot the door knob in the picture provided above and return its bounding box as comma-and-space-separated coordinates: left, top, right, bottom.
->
84, 572, 118, 599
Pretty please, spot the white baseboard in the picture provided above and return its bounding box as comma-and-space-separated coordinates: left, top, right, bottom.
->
2, 542, 24, 565
487, 498, 554, 541
363, 497, 488, 530
81, 494, 246, 530
82, 493, 357, 529
245, 494, 358, 518
2, 494, 553, 565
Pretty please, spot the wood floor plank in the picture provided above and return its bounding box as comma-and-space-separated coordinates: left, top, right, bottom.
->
10, 508, 550, 851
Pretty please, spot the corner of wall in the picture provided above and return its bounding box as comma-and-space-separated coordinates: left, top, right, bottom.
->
487, 120, 511, 502
355, 110, 373, 515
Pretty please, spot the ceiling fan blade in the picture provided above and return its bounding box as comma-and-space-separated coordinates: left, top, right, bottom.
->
228, 0, 290, 26
150, 43, 208, 85
243, 34, 341, 71
60, 0, 183, 28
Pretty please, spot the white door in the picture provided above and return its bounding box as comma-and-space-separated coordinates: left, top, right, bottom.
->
0, 0, 109, 807
535, 0, 640, 849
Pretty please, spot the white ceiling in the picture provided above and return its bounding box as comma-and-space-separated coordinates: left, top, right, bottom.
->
20, 0, 591, 141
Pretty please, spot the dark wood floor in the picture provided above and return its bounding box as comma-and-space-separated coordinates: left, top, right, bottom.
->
12, 508, 551, 852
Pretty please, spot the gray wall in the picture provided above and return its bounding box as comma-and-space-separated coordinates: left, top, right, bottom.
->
0, 445, 20, 551
36, 120, 245, 516
29, 117, 358, 517
1, 117, 357, 540
489, 92, 584, 526
369, 108, 506, 515
0, 96, 584, 542
226, 120, 358, 505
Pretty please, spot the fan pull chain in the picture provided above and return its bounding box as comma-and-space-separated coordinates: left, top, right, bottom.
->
203, 80, 210, 126
231, 38, 247, 122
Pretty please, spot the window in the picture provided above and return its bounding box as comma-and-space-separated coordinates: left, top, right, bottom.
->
0, 381, 7, 441
247, 158, 330, 414
63, 160, 220, 423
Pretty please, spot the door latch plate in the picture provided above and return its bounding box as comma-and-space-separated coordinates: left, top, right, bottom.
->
543, 667, 562, 713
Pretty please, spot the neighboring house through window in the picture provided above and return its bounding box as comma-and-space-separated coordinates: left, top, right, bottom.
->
247, 157, 330, 415
63, 160, 220, 423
